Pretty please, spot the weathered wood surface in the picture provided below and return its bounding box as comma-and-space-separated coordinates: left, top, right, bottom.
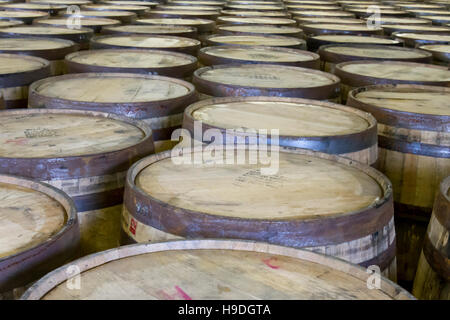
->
22, 240, 414, 300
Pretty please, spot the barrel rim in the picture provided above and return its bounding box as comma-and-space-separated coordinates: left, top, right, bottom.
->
318, 43, 433, 64
0, 173, 79, 292
198, 44, 320, 68
20, 239, 415, 300
334, 60, 450, 87
182, 95, 378, 155
192, 63, 340, 99
290, 11, 355, 18
418, 44, 450, 63
0, 52, 51, 87
80, 3, 149, 15
123, 145, 394, 247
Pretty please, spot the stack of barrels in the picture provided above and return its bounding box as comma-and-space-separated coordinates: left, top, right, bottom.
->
0, 0, 448, 301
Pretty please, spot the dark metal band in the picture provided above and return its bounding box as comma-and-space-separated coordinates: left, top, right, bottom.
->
379, 136, 450, 158
423, 235, 450, 281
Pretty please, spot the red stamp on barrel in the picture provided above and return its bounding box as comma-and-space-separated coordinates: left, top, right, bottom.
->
129, 218, 137, 235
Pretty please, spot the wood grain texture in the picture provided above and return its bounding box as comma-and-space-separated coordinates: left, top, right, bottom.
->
21, 240, 414, 300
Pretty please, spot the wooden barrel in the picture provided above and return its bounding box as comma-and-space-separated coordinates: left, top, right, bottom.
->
220, 9, 290, 17
346, 84, 450, 288
407, 10, 450, 18
346, 8, 409, 18
29, 0, 92, 5
34, 17, 121, 34
101, 24, 197, 38
295, 17, 366, 25
0, 53, 50, 109
60, 10, 137, 24
0, 19, 22, 28
0, 26, 93, 49
22, 239, 414, 300
99, 0, 159, 8
28, 72, 197, 152
287, 4, 341, 11
225, 4, 285, 11
318, 44, 432, 73
145, 10, 220, 21
0, 3, 67, 16
422, 16, 450, 26
216, 16, 297, 26
308, 35, 403, 52
159, 5, 222, 11
0, 38, 78, 76
392, 32, 450, 48
381, 24, 450, 36
0, 174, 79, 299
135, 18, 215, 34
364, 17, 432, 25
419, 44, 450, 64
413, 176, 450, 300
0, 108, 155, 256
300, 23, 383, 36
182, 96, 378, 165
120, 146, 397, 280
90, 34, 200, 55
0, 10, 49, 24
65, 49, 197, 79
335, 61, 450, 103
81, 4, 150, 16
198, 45, 320, 68
193, 64, 340, 101
291, 10, 355, 18
215, 24, 304, 38
394, 3, 445, 10
204, 34, 306, 49
169, 0, 225, 6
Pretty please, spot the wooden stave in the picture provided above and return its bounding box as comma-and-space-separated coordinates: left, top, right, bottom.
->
59, 10, 137, 24
0, 26, 94, 49
100, 24, 198, 39
21, 239, 415, 300
34, 17, 121, 34
193, 63, 341, 101
90, 34, 201, 56
28, 72, 198, 151
215, 24, 304, 38
0, 173, 80, 294
134, 18, 215, 34
198, 45, 320, 69
65, 48, 198, 78
0, 53, 51, 109
0, 10, 49, 25
120, 146, 396, 273
182, 96, 378, 164
307, 35, 403, 52
413, 176, 450, 299
204, 33, 307, 49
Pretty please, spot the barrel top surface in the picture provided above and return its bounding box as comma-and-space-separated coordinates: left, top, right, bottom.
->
37, 17, 120, 26
136, 18, 213, 25
338, 61, 450, 82
292, 11, 354, 16
135, 151, 382, 219
218, 17, 296, 24
322, 45, 430, 59
0, 112, 146, 158
101, 1, 158, 5
0, 37, 74, 51
393, 32, 450, 41
149, 9, 219, 15
189, 99, 371, 136
66, 49, 195, 68
0, 19, 22, 28
75, 10, 136, 17
82, 4, 148, 10
419, 44, 450, 53
160, 5, 221, 10
207, 35, 303, 46
0, 26, 91, 35
103, 24, 195, 34
220, 10, 288, 16
0, 10, 49, 18
351, 85, 450, 116
196, 64, 338, 88
226, 4, 283, 9
369, 17, 431, 24
296, 17, 364, 24
381, 24, 450, 32
407, 9, 450, 15
92, 35, 200, 48
0, 181, 66, 258
32, 73, 192, 103
303, 23, 382, 31
0, 53, 48, 75
423, 15, 450, 20
0, 3, 67, 9
312, 34, 400, 44
201, 46, 315, 62
29, 0, 92, 4
217, 24, 302, 34
24, 240, 412, 300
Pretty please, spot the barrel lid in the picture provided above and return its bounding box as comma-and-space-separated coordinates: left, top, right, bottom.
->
407, 9, 450, 16
0, 3, 68, 11
0, 19, 23, 28
291, 10, 355, 17
216, 24, 303, 36
217, 16, 296, 25
0, 25, 93, 36
35, 17, 121, 28
336, 61, 450, 87
21, 239, 414, 300
287, 4, 341, 10
422, 15, 450, 24
0, 53, 50, 85
220, 9, 289, 17
147, 9, 220, 19
319, 44, 432, 63
0, 37, 78, 60
367, 17, 431, 25
205, 34, 305, 48
61, 9, 137, 19
170, 0, 225, 4
393, 32, 450, 42
296, 17, 365, 24
134, 18, 215, 33
159, 5, 222, 10
310, 34, 402, 45
0, 9, 49, 20
419, 44, 450, 62
347, 8, 408, 16
81, 4, 149, 14
101, 24, 197, 36
91, 34, 200, 51
301, 23, 383, 35
394, 3, 445, 9
29, 0, 92, 4
225, 4, 284, 10
381, 24, 450, 34
99, 0, 158, 7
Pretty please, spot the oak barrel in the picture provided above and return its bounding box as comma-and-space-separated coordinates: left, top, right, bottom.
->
392, 32, 450, 48
134, 18, 215, 35
0, 3, 67, 16
363, 17, 432, 25
300, 23, 383, 36
0, 10, 49, 24
28, 73, 197, 152
204, 34, 307, 49
0, 108, 155, 255
422, 16, 450, 26
34, 17, 121, 34
90, 34, 201, 55
419, 44, 450, 64
0, 19, 22, 28
101, 24, 198, 39
22, 239, 415, 300
295, 17, 366, 25
215, 24, 304, 38
216, 16, 297, 26
381, 24, 450, 36
145, 9, 220, 21
198, 45, 320, 68
99, 1, 158, 8
0, 174, 79, 299
220, 10, 289, 17
335, 61, 450, 103
65, 49, 197, 79
413, 176, 450, 300
120, 146, 397, 280
307, 34, 402, 52
0, 53, 50, 109
193, 64, 340, 101
0, 38, 78, 75
60, 10, 137, 24
182, 96, 378, 165
318, 44, 432, 73
81, 4, 150, 16
347, 84, 450, 288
